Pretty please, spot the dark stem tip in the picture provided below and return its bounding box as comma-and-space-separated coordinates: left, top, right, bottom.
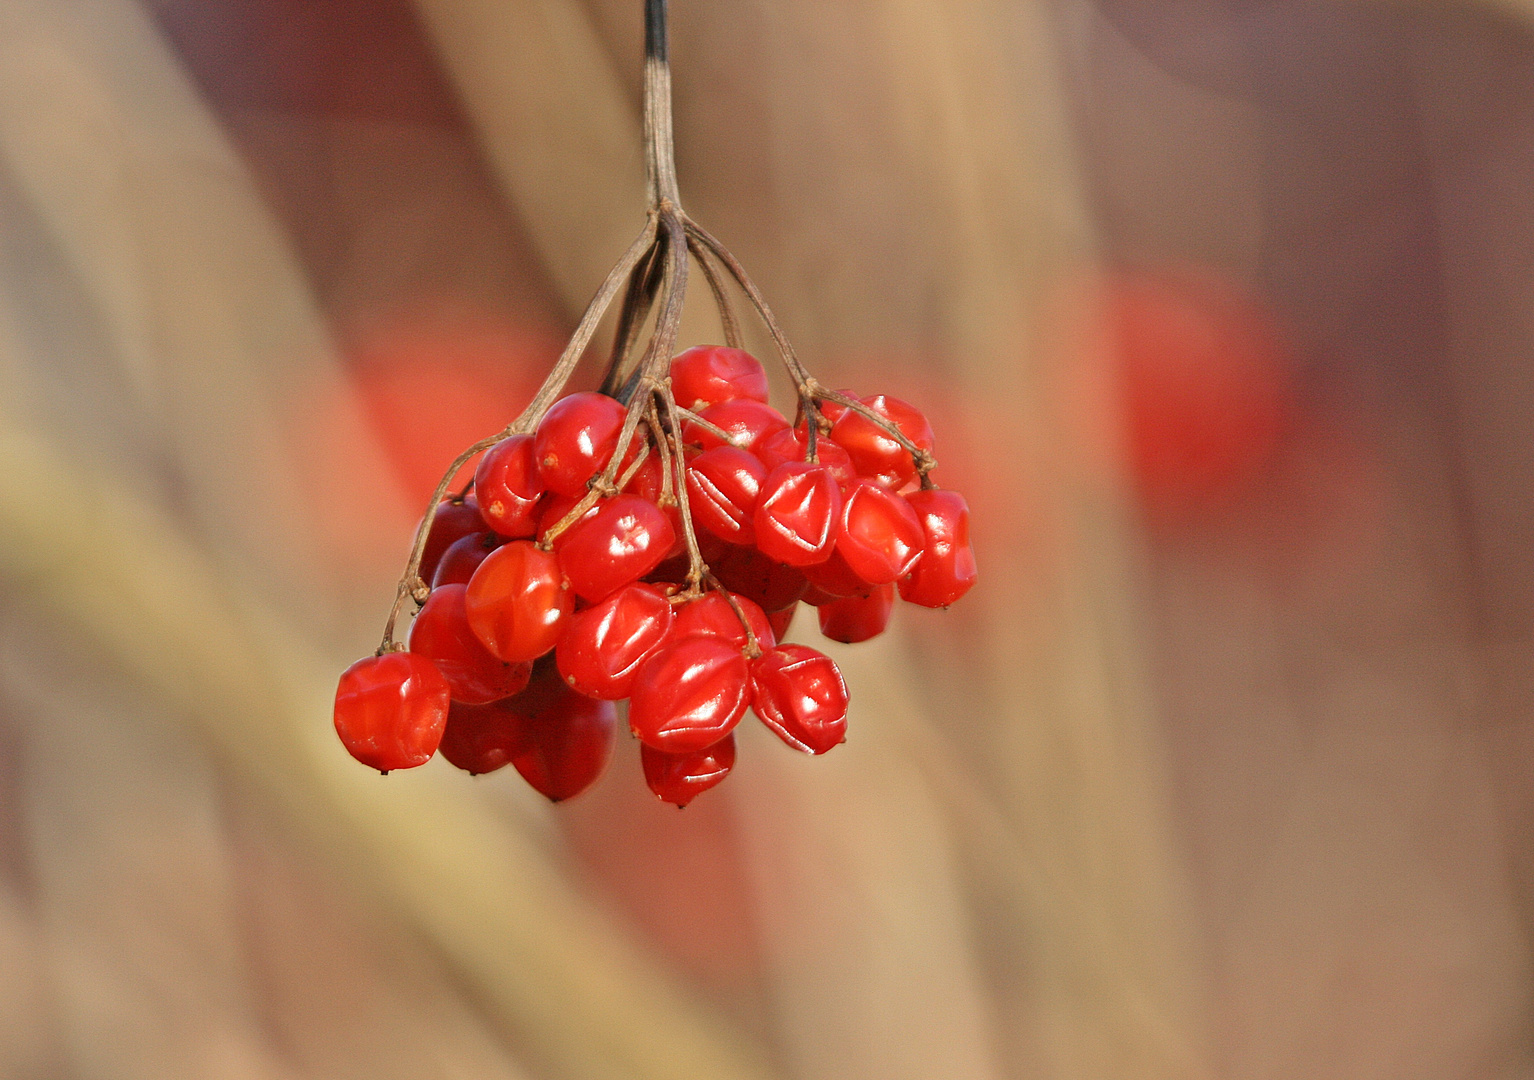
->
645, 0, 668, 63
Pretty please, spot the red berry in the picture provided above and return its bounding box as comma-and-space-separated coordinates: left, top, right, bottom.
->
556, 583, 674, 699
673, 591, 775, 650
624, 453, 686, 558
817, 584, 893, 643
409, 584, 533, 703
534, 391, 628, 497
830, 394, 935, 489
437, 697, 527, 775
755, 428, 856, 486
807, 392, 857, 427
464, 540, 573, 662
641, 734, 736, 807
418, 497, 483, 584
629, 636, 752, 754
754, 462, 843, 566
504, 663, 616, 801
751, 645, 849, 755
333, 652, 450, 772
557, 494, 676, 602
709, 543, 808, 612
899, 489, 977, 607
767, 603, 797, 642
836, 479, 924, 585
474, 434, 543, 537
535, 490, 601, 551
670, 345, 770, 411
431, 530, 503, 587
685, 445, 766, 545
684, 399, 789, 454
801, 548, 876, 600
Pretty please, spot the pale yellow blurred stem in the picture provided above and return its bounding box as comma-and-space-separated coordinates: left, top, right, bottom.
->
866, 3, 1214, 1076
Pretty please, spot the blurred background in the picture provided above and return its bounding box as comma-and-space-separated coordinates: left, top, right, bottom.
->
2, 0, 1533, 1076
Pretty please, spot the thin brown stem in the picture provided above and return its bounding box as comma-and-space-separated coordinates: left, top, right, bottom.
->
702, 573, 762, 658
673, 406, 743, 447
643, 0, 681, 209
601, 233, 666, 396
687, 236, 743, 350
509, 215, 659, 435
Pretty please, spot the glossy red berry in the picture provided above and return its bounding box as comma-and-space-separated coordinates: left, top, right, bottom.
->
709, 543, 807, 612
419, 497, 484, 585
830, 394, 935, 489
437, 697, 526, 775
474, 434, 543, 537
673, 591, 775, 650
333, 652, 450, 771
755, 428, 856, 486
629, 635, 752, 754
534, 490, 601, 551
504, 664, 616, 801
641, 734, 736, 807
534, 391, 628, 497
754, 462, 843, 566
836, 479, 925, 585
431, 530, 503, 587
557, 494, 676, 602
464, 540, 573, 662
751, 645, 849, 755
801, 548, 877, 600
623, 453, 686, 558
670, 345, 770, 411
817, 584, 893, 644
900, 488, 977, 607
409, 584, 533, 703
767, 603, 797, 642
556, 583, 674, 699
686, 445, 766, 545
684, 399, 789, 454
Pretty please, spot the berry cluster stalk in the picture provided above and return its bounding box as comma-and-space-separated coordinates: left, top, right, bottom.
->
378, 0, 934, 654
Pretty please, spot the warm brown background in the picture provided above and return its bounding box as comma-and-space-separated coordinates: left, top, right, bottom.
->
1, 0, 1532, 1077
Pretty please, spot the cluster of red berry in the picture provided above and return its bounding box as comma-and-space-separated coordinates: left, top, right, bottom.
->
333, 345, 976, 806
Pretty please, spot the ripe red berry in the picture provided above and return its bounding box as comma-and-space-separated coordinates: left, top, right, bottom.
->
708, 543, 807, 612
629, 635, 752, 754
801, 548, 876, 600
556, 583, 674, 699
504, 663, 616, 801
641, 734, 736, 807
464, 540, 573, 661
557, 494, 676, 602
409, 584, 534, 703
684, 399, 789, 454
751, 645, 849, 755
673, 590, 775, 650
754, 461, 843, 566
333, 652, 450, 772
431, 531, 503, 588
670, 345, 770, 411
419, 496, 484, 584
437, 697, 527, 775
817, 584, 893, 643
474, 434, 543, 537
899, 488, 977, 607
623, 453, 686, 558
686, 445, 766, 545
767, 603, 797, 642
830, 394, 935, 489
534, 391, 628, 497
836, 479, 925, 585
535, 490, 602, 551
755, 428, 856, 486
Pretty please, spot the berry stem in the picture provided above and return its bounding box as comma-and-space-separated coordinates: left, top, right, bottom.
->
703, 572, 763, 659
643, 0, 681, 210
687, 237, 744, 350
